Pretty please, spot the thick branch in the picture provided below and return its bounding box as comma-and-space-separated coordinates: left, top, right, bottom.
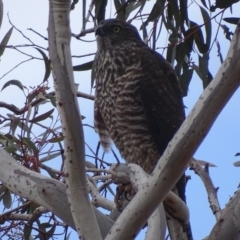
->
0, 148, 113, 237
208, 190, 240, 240
105, 23, 240, 240
48, 0, 101, 239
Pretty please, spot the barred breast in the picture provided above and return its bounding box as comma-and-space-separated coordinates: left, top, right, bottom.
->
94, 47, 160, 172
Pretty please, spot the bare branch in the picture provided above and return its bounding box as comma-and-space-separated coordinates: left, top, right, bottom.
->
76, 91, 94, 100
123, 163, 168, 240
88, 179, 115, 211
0, 58, 34, 80
7, 13, 45, 50
190, 158, 221, 220
208, 190, 240, 240
0, 148, 114, 238
0, 91, 93, 115
27, 28, 48, 41
48, 0, 102, 239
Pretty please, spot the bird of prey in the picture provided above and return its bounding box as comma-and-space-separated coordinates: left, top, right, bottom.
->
94, 19, 191, 239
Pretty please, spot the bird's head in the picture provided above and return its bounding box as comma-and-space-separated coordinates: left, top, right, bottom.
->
95, 19, 143, 49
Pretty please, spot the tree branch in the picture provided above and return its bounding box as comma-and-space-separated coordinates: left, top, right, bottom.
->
190, 158, 221, 220
0, 148, 113, 237
48, 0, 101, 239
208, 190, 240, 240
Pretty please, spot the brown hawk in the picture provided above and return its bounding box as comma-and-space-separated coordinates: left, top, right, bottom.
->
94, 18, 186, 196
94, 18, 191, 239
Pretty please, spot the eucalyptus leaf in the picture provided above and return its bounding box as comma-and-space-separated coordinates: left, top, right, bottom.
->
179, 69, 194, 97
3, 189, 12, 209
0, 0, 3, 30
30, 109, 54, 123
200, 6, 212, 49
223, 17, 240, 25
73, 60, 93, 71
22, 137, 39, 156
147, 0, 165, 23
1, 79, 24, 91
0, 27, 13, 57
40, 152, 61, 162
34, 48, 51, 82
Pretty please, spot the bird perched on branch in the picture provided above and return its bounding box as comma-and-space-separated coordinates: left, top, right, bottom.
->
94, 19, 191, 239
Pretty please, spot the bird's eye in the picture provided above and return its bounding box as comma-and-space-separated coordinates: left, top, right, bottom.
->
113, 27, 120, 33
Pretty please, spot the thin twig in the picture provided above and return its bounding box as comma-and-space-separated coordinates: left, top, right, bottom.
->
7, 13, 46, 50
72, 52, 95, 58
0, 91, 94, 115
81, 0, 86, 33
27, 28, 48, 41
0, 58, 34, 80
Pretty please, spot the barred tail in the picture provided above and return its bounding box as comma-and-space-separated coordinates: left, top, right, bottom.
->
94, 106, 111, 152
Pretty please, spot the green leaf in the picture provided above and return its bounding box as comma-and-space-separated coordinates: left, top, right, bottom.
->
179, 69, 194, 97
200, 0, 208, 8
0, 0, 3, 30
179, 0, 188, 30
0, 133, 20, 152
199, 53, 211, 88
125, 1, 145, 20
141, 22, 148, 43
24, 225, 32, 240
3, 145, 18, 154
169, 0, 180, 30
95, 0, 107, 24
17, 120, 31, 133
46, 224, 56, 238
1, 79, 24, 91
40, 223, 52, 229
10, 117, 20, 135
22, 137, 39, 156
190, 21, 208, 54
38, 129, 50, 147
147, 0, 166, 23
34, 48, 51, 82
0, 27, 13, 57
3, 189, 12, 208
48, 135, 64, 143
200, 6, 212, 49
0, 185, 7, 196
30, 109, 54, 123
114, 0, 125, 20
215, 0, 239, 9
40, 152, 61, 162
223, 17, 240, 25
166, 43, 174, 64
70, 0, 79, 10
27, 90, 41, 103
73, 60, 93, 71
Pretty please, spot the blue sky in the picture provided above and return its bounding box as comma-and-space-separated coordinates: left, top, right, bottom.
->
0, 1, 240, 239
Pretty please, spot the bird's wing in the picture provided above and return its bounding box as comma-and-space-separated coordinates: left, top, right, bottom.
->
137, 48, 193, 240
94, 103, 111, 152
138, 47, 185, 156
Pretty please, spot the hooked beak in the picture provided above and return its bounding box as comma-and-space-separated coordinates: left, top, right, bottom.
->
95, 26, 104, 36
